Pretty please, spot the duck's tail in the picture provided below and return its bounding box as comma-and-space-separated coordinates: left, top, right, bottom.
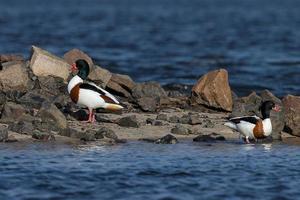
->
224, 122, 238, 130
105, 103, 124, 111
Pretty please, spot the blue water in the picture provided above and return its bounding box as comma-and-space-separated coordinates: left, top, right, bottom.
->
0, 0, 299, 96
1, 141, 300, 200
1, 1, 300, 199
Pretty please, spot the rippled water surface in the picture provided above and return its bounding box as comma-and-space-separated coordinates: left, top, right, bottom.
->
0, 0, 299, 96
1, 141, 300, 200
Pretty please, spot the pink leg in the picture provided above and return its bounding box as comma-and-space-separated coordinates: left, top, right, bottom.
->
245, 136, 250, 144
82, 109, 93, 123
91, 110, 96, 123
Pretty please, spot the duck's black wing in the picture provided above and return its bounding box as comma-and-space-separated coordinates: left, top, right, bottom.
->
229, 116, 260, 125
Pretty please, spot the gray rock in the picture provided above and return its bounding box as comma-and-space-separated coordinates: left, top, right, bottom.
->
283, 95, 300, 136
5, 135, 18, 143
187, 113, 202, 125
136, 97, 158, 112
38, 76, 67, 96
0, 92, 6, 106
146, 118, 155, 125
97, 127, 118, 140
32, 130, 55, 141
153, 120, 164, 126
18, 90, 54, 109
171, 124, 190, 135
0, 61, 31, 92
95, 114, 115, 123
193, 133, 225, 142
231, 92, 262, 118
0, 124, 8, 142
168, 116, 180, 123
105, 79, 131, 98
155, 134, 178, 144
68, 128, 96, 141
117, 115, 140, 128
37, 101, 68, 133
106, 73, 135, 97
178, 114, 190, 124
9, 121, 34, 135
132, 82, 167, 99
203, 120, 215, 128
0, 102, 27, 123
89, 65, 112, 88
30, 46, 70, 81
156, 114, 168, 121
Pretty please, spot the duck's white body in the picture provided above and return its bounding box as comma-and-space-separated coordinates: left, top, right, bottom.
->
224, 116, 272, 143
68, 75, 123, 112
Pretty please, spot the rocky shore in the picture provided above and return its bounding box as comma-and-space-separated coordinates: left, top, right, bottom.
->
0, 46, 299, 145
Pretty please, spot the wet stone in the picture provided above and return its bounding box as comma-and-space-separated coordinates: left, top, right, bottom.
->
171, 124, 190, 135
193, 133, 226, 142
117, 115, 140, 128
32, 130, 55, 141
168, 116, 180, 123
156, 114, 168, 121
155, 134, 178, 144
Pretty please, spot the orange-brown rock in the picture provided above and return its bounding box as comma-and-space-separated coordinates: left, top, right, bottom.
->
63, 48, 94, 71
191, 69, 233, 111
283, 95, 300, 136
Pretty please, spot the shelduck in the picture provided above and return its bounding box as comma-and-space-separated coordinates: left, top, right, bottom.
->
224, 101, 281, 143
68, 59, 123, 123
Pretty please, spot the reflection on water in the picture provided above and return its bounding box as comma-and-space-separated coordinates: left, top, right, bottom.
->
1, 141, 300, 200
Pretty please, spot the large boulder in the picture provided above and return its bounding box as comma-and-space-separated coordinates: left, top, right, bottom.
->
106, 74, 135, 97
0, 61, 31, 92
63, 48, 94, 70
37, 101, 68, 132
30, 46, 70, 81
132, 82, 167, 111
88, 65, 112, 88
191, 69, 233, 111
283, 95, 300, 136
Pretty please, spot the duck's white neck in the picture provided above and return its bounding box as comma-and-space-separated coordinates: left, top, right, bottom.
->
68, 75, 83, 93
262, 118, 272, 136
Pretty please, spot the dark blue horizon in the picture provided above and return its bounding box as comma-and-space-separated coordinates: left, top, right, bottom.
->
0, 0, 299, 97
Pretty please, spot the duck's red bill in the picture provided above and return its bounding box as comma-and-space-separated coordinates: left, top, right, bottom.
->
71, 63, 78, 72
272, 104, 281, 112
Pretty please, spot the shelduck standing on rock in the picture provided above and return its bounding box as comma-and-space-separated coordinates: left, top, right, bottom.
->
224, 101, 281, 143
68, 59, 123, 123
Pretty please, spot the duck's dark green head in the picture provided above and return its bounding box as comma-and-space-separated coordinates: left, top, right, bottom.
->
74, 59, 90, 79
